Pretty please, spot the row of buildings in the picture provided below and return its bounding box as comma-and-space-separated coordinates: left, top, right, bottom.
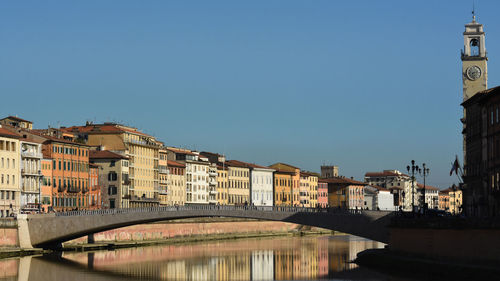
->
0, 116, 459, 217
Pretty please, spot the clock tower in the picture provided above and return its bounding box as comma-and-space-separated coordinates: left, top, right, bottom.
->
462, 13, 488, 101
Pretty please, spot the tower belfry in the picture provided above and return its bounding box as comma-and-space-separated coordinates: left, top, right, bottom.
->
461, 11, 488, 101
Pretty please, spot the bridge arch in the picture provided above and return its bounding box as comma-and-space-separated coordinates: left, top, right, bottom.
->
20, 206, 393, 249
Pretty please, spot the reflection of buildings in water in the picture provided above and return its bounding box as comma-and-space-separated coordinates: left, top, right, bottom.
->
0, 258, 18, 280
317, 238, 329, 278
273, 237, 330, 280
251, 250, 274, 281
55, 235, 374, 281
163, 260, 186, 281
185, 257, 217, 281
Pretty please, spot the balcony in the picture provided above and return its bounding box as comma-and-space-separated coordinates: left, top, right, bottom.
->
21, 169, 42, 176
21, 151, 43, 159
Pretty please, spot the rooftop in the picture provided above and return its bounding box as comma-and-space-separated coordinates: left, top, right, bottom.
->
1, 116, 32, 123
365, 170, 409, 178
167, 160, 186, 168
90, 150, 128, 160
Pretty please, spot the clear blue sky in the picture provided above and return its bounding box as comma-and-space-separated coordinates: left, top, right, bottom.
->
1, 0, 499, 189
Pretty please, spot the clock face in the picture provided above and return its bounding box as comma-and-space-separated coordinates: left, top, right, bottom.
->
467, 66, 482, 81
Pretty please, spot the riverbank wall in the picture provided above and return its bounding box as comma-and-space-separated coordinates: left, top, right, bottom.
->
0, 218, 325, 250
66, 218, 315, 245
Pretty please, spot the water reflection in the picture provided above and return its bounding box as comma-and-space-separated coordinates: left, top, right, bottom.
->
3, 235, 388, 281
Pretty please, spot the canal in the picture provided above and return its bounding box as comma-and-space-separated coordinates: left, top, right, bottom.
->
1, 235, 422, 281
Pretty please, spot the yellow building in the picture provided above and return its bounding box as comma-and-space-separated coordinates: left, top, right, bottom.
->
0, 116, 33, 130
449, 186, 463, 215
300, 172, 319, 208
63, 123, 161, 207
269, 163, 300, 206
226, 160, 250, 205
0, 127, 21, 217
166, 160, 186, 206
217, 165, 229, 205
324, 177, 365, 209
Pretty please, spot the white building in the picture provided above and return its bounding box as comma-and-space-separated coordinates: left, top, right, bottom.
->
364, 185, 395, 211
19, 140, 43, 212
417, 183, 440, 210
250, 164, 274, 206
167, 148, 212, 204
251, 250, 274, 280
365, 170, 416, 211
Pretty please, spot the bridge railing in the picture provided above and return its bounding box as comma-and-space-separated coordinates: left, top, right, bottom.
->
53, 205, 365, 217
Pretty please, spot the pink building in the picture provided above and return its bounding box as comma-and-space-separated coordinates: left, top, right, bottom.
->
317, 179, 328, 208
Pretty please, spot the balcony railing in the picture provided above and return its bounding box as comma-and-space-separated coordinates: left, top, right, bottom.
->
21, 151, 43, 158
21, 169, 42, 176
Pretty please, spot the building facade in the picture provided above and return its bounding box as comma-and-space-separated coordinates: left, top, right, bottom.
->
19, 140, 43, 212
249, 164, 274, 207
226, 160, 251, 205
41, 137, 91, 211
88, 163, 101, 210
63, 123, 161, 207
158, 148, 169, 205
365, 170, 414, 211
89, 150, 130, 209
317, 179, 328, 208
417, 184, 440, 210
325, 177, 365, 210
217, 165, 229, 205
0, 128, 21, 217
40, 158, 53, 212
269, 163, 300, 206
462, 87, 500, 216
363, 185, 395, 211
168, 148, 211, 204
166, 160, 186, 206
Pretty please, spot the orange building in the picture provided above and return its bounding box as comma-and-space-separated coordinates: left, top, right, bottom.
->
88, 163, 101, 209
40, 158, 53, 212
269, 163, 300, 206
41, 137, 92, 212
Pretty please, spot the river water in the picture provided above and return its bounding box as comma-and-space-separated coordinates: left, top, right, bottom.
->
1, 235, 421, 281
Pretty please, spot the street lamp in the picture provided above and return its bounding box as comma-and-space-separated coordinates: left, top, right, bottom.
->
407, 160, 419, 213
419, 163, 430, 213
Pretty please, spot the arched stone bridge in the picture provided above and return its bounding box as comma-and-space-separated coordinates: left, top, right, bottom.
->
17, 205, 394, 249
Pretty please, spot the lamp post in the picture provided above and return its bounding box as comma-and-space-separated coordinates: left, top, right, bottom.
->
419, 163, 430, 213
407, 160, 419, 213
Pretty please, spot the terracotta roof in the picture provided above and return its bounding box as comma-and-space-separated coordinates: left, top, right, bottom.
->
225, 159, 274, 171
270, 162, 299, 170
30, 132, 91, 146
167, 160, 186, 168
167, 147, 196, 156
1, 116, 32, 123
321, 177, 365, 186
62, 124, 152, 137
225, 160, 252, 169
365, 171, 409, 177
366, 184, 390, 192
417, 183, 439, 191
0, 127, 21, 138
90, 150, 128, 160
300, 171, 320, 177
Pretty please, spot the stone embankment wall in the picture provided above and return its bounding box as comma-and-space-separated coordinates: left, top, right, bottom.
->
390, 228, 500, 263
67, 218, 303, 244
0, 219, 18, 248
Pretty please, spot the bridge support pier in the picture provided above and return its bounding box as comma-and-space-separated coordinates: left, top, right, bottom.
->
87, 234, 95, 244
17, 214, 34, 249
